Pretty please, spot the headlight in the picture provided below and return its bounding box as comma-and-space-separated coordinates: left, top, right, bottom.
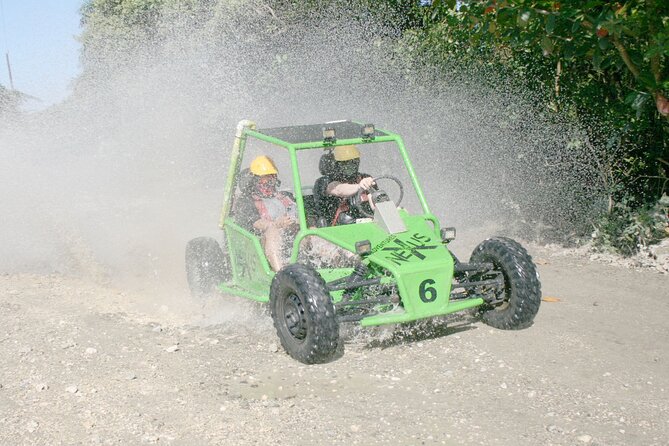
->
322, 127, 336, 142
440, 227, 456, 242
361, 123, 375, 139
355, 240, 372, 256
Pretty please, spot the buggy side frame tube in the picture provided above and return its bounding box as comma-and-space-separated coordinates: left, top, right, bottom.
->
219, 120, 256, 228
288, 146, 308, 230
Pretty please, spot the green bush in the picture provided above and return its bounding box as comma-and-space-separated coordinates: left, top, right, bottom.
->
592, 194, 669, 255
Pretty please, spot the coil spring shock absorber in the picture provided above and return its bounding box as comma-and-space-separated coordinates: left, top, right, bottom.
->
350, 262, 368, 281
342, 262, 368, 301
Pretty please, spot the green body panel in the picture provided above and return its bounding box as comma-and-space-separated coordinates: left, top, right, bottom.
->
224, 220, 273, 301
214, 120, 486, 326
297, 212, 462, 324
360, 298, 485, 326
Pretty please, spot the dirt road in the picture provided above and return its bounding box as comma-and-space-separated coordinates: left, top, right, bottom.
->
1, 245, 667, 446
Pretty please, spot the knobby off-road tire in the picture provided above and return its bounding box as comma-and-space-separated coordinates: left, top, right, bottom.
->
270, 263, 339, 364
469, 237, 541, 330
185, 237, 229, 298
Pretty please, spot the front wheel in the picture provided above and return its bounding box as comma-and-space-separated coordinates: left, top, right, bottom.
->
469, 237, 541, 329
270, 264, 339, 364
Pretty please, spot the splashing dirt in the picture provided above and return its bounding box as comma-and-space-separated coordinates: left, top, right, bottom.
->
0, 3, 602, 315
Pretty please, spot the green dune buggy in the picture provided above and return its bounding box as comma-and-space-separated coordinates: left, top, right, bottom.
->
186, 119, 541, 364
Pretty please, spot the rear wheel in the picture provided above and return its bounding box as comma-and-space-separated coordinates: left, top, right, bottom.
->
185, 237, 229, 298
270, 263, 339, 364
469, 237, 541, 329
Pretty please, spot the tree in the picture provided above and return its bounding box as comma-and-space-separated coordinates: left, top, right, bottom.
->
418, 0, 668, 201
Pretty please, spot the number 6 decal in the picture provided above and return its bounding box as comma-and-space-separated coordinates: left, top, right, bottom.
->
419, 279, 437, 303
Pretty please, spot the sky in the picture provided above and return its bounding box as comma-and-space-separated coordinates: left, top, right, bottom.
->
0, 0, 83, 107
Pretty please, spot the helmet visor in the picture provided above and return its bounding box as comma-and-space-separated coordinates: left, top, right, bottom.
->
338, 159, 359, 178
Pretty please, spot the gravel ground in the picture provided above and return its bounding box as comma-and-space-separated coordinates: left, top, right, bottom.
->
1, 245, 668, 446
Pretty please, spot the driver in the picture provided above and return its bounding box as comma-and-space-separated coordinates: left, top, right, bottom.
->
324, 145, 375, 224
248, 155, 297, 271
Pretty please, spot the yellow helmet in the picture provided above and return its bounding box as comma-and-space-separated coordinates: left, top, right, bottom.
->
250, 155, 278, 176
333, 145, 360, 161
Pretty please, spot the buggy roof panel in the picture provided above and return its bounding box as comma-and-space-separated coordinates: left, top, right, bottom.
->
256, 120, 388, 144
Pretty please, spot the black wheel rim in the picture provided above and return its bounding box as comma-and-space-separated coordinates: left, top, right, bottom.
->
281, 292, 308, 342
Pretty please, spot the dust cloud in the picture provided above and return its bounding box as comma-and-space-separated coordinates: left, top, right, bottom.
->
0, 4, 602, 299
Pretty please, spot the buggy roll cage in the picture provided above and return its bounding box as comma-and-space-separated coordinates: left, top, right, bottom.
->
219, 120, 442, 266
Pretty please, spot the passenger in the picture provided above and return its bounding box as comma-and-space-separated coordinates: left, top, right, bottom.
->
248, 156, 297, 271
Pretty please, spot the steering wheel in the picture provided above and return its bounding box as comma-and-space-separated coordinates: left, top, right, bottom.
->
351, 175, 404, 218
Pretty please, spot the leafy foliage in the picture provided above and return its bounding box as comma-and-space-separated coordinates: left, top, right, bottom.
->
408, 0, 669, 251
592, 193, 669, 255
424, 1, 669, 109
